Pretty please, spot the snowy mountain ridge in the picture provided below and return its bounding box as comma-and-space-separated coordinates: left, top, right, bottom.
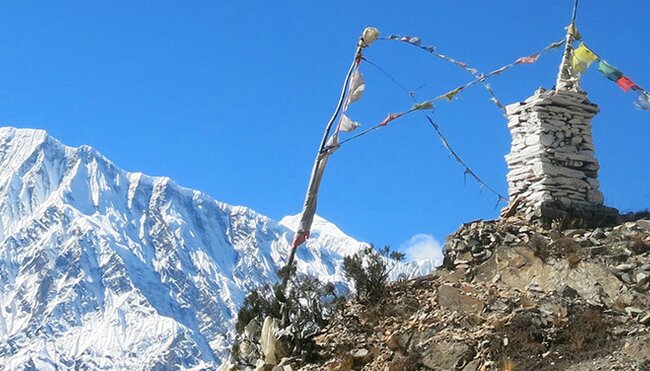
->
0, 127, 435, 369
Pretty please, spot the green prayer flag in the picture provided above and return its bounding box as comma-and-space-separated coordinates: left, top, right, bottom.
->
597, 60, 623, 82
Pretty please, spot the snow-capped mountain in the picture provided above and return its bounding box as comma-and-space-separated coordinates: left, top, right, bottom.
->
0, 127, 435, 370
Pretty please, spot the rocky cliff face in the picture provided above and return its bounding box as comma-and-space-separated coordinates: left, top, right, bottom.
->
0, 127, 433, 370
238, 216, 650, 370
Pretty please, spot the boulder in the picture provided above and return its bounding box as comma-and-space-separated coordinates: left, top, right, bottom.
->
437, 285, 485, 315
421, 340, 475, 370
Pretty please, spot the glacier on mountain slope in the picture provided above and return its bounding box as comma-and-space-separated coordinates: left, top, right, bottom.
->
0, 127, 436, 369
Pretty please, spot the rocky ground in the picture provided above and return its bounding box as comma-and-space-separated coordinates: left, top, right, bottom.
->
227, 216, 650, 370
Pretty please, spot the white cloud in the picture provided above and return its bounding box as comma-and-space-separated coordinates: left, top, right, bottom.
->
400, 234, 444, 264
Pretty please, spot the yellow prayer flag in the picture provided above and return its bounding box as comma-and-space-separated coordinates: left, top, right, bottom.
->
574, 43, 597, 63
572, 43, 597, 73
443, 87, 461, 101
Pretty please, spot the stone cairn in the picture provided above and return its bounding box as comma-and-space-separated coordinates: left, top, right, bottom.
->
501, 29, 619, 225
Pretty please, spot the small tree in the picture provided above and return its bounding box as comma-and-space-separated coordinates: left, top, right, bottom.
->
342, 245, 405, 303
235, 285, 281, 333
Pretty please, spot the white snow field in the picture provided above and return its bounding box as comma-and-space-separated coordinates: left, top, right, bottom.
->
0, 127, 435, 369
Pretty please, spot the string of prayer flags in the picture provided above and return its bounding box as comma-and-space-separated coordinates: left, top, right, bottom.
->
577, 44, 647, 110
614, 76, 638, 93
338, 114, 361, 132
341, 37, 569, 151
380, 34, 565, 113
597, 60, 623, 81
381, 34, 565, 113
635, 91, 650, 111
515, 52, 541, 65
572, 43, 597, 73
383, 34, 481, 79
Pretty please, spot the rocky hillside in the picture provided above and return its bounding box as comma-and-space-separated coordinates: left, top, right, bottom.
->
234, 216, 650, 370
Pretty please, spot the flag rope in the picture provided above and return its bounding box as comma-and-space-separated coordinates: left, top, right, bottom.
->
337, 38, 566, 149
379, 36, 508, 113
354, 57, 508, 206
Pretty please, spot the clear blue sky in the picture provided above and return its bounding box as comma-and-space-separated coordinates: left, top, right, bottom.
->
1, 1, 648, 254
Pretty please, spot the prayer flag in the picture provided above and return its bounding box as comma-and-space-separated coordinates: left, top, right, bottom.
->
423, 46, 436, 52
292, 151, 330, 248
567, 24, 581, 40
411, 101, 433, 111
378, 113, 398, 127
324, 133, 340, 151
292, 231, 308, 249
348, 70, 365, 103
515, 53, 540, 64
409, 37, 421, 46
443, 87, 462, 101
491, 66, 509, 76
339, 115, 361, 132
616, 76, 638, 92
597, 60, 623, 81
635, 91, 650, 110
572, 43, 597, 72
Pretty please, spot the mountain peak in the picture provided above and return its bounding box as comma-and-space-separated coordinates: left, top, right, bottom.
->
281, 214, 354, 241
0, 128, 435, 369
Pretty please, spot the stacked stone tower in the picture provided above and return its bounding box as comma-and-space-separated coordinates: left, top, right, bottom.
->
502, 29, 619, 224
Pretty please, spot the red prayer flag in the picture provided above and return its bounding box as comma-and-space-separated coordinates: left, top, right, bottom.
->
292, 231, 309, 248
616, 76, 638, 92
515, 53, 541, 64
378, 113, 399, 127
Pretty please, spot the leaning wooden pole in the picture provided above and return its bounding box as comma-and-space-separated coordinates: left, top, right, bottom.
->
279, 27, 379, 293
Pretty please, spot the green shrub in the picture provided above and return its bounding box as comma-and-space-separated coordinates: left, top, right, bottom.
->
235, 285, 281, 333
343, 245, 404, 303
